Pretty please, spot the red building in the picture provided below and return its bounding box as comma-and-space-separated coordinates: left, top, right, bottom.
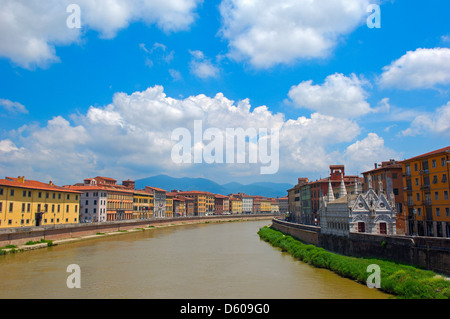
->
309, 165, 361, 223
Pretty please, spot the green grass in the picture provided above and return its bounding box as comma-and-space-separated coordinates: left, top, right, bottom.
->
24, 238, 54, 247
258, 226, 450, 299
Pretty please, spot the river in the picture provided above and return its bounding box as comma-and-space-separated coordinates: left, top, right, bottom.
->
0, 220, 389, 299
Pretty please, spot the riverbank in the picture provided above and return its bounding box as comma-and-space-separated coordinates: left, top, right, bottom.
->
0, 215, 273, 255
258, 226, 450, 299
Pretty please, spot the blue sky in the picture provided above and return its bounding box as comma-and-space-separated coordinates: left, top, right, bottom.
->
0, 0, 449, 187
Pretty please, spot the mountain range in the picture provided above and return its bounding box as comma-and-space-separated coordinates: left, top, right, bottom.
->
134, 175, 292, 198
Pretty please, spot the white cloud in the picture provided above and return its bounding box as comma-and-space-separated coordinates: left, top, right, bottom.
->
401, 102, 450, 137
379, 48, 450, 90
0, 140, 19, 153
0, 99, 28, 114
344, 133, 400, 173
0, 85, 373, 184
189, 50, 220, 79
219, 0, 372, 69
288, 73, 372, 118
0, 0, 201, 69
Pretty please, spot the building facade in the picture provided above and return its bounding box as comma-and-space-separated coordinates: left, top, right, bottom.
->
66, 185, 107, 223
144, 186, 167, 219
320, 177, 397, 236
401, 146, 450, 237
0, 176, 80, 228
133, 190, 153, 220
362, 159, 405, 234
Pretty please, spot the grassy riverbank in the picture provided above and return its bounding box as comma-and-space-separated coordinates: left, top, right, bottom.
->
258, 226, 450, 299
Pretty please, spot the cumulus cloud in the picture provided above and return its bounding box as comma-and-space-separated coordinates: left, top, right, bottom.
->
379, 48, 450, 90
401, 102, 450, 137
344, 133, 400, 173
219, 0, 372, 69
0, 0, 202, 68
0, 85, 372, 184
288, 73, 372, 118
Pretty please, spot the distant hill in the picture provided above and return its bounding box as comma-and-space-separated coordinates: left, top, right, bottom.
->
135, 175, 292, 198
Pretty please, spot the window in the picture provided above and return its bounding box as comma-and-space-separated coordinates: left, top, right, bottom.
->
38, 192, 42, 198
57, 205, 60, 213
0, 188, 3, 195
46, 192, 49, 198
392, 173, 398, 179
442, 157, 446, 167
379, 222, 387, 235
67, 194, 70, 200
415, 178, 419, 186
23, 190, 26, 197
445, 191, 449, 200
66, 205, 69, 213
10, 189, 14, 196
432, 175, 438, 184
0, 202, 2, 212
28, 191, 31, 197
417, 208, 422, 216
27, 203, 30, 212
446, 208, 449, 217
393, 188, 399, 195
436, 208, 440, 217
9, 202, 13, 212
442, 174, 447, 183
358, 222, 365, 233
22, 203, 25, 212
432, 159, 436, 168
416, 193, 420, 201
414, 163, 418, 171
435, 192, 439, 201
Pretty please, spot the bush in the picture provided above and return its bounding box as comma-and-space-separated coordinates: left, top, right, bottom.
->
258, 226, 450, 299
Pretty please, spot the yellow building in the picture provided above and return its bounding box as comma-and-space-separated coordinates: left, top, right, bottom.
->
260, 198, 272, 213
133, 190, 153, 219
0, 176, 80, 228
229, 196, 242, 214
401, 146, 450, 237
178, 191, 207, 216
165, 195, 173, 218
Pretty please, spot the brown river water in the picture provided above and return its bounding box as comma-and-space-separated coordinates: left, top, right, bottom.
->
0, 220, 390, 299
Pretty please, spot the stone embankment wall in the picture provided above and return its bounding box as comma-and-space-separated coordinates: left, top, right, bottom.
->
0, 214, 274, 247
271, 219, 450, 276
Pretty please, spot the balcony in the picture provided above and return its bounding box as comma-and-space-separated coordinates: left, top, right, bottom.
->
419, 169, 429, 175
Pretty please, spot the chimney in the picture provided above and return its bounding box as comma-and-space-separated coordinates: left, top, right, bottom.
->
374, 163, 378, 169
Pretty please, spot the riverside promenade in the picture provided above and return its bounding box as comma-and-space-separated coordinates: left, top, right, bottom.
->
0, 214, 275, 251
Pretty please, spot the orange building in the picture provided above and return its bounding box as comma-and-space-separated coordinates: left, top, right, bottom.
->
400, 146, 450, 237
362, 159, 405, 234
177, 191, 209, 216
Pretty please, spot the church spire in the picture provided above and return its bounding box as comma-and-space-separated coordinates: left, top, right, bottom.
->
339, 173, 347, 198
354, 177, 360, 195
327, 178, 335, 202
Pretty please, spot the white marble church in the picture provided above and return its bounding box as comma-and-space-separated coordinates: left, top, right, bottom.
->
319, 174, 397, 236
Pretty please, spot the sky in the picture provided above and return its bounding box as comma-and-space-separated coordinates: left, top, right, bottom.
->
0, 0, 449, 187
